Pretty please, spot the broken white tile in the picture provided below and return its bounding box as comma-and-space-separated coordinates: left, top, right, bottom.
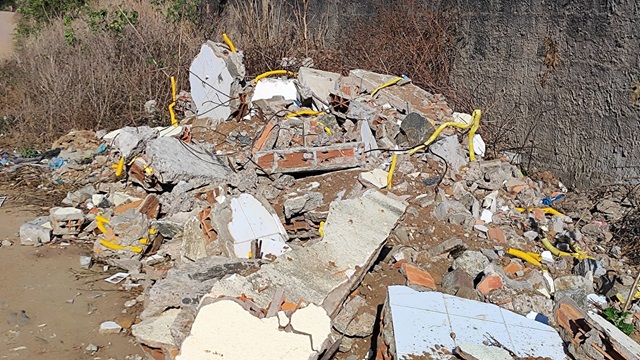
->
480, 209, 493, 224
387, 286, 566, 359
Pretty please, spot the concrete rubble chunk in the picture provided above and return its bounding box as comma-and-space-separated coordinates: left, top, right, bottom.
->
212, 193, 290, 258
298, 67, 340, 105
359, 168, 388, 188
207, 190, 407, 317
144, 137, 231, 185
132, 309, 181, 350
112, 126, 159, 159
62, 184, 96, 207
429, 135, 468, 172
284, 192, 324, 219
452, 250, 489, 278
140, 257, 257, 320
20, 216, 52, 246
189, 41, 245, 120
177, 300, 331, 360
333, 295, 376, 337
381, 286, 566, 359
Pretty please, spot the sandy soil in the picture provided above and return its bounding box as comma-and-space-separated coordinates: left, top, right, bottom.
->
0, 200, 144, 359
0, 12, 15, 61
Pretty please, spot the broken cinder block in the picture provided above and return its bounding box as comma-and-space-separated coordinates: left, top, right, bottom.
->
49, 207, 84, 236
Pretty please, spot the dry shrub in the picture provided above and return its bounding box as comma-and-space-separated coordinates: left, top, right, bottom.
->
338, 0, 462, 104
0, 0, 201, 145
220, 0, 340, 76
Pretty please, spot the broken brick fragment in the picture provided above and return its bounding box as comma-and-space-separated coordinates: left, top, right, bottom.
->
503, 261, 524, 276
402, 263, 436, 291
477, 275, 503, 295
487, 226, 506, 243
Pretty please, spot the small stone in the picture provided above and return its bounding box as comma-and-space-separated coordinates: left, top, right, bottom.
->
85, 343, 99, 352
442, 268, 474, 294
427, 237, 463, 257
456, 343, 512, 360
1, 240, 13, 247
79, 256, 93, 269
115, 315, 136, 329
124, 299, 137, 308
99, 321, 122, 334
359, 169, 388, 188
523, 230, 538, 241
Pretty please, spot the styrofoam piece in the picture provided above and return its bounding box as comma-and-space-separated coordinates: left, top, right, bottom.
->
251, 78, 298, 102
387, 286, 566, 359
473, 134, 486, 157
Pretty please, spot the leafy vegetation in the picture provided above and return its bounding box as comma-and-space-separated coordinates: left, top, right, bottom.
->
603, 306, 635, 335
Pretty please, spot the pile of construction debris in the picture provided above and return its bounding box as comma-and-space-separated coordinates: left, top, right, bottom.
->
13, 40, 640, 360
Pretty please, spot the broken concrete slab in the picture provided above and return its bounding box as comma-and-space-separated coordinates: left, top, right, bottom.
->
132, 308, 180, 351
359, 168, 388, 188
144, 137, 231, 185
112, 126, 159, 159
298, 67, 340, 106
140, 257, 257, 320
206, 190, 407, 317
212, 193, 289, 258
177, 300, 331, 360
19, 216, 52, 246
381, 286, 566, 359
189, 41, 245, 120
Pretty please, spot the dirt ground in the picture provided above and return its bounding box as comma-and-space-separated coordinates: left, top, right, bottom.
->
0, 11, 15, 61
0, 197, 144, 359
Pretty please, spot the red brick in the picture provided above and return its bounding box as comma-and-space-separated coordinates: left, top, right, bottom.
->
503, 261, 524, 276
402, 263, 436, 290
487, 227, 506, 243
477, 275, 503, 295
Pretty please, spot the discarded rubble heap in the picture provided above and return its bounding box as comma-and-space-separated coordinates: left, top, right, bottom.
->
16, 40, 640, 360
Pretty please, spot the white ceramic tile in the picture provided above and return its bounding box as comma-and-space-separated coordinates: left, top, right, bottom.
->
443, 293, 504, 322
390, 302, 454, 358
499, 308, 556, 332
388, 286, 446, 312
448, 314, 513, 350
505, 323, 566, 359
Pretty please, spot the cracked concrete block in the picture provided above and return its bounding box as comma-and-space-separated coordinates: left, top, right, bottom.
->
206, 190, 407, 317
429, 135, 468, 173
298, 67, 340, 105
145, 137, 231, 185
177, 300, 331, 360
140, 257, 257, 320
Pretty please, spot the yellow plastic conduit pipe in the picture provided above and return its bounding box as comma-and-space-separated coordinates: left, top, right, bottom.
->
285, 109, 323, 119
222, 33, 236, 53
506, 248, 542, 267
169, 76, 178, 127
371, 77, 402, 97
254, 70, 296, 83
100, 239, 143, 253
515, 207, 565, 216
387, 151, 398, 190
541, 238, 591, 260
408, 109, 482, 159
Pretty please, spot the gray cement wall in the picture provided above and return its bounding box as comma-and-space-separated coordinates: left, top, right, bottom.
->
439, 0, 640, 189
